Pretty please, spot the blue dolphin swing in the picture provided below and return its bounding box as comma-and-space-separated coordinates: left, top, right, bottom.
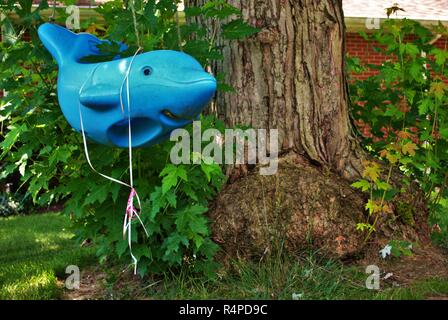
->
38, 24, 216, 148
38, 9, 216, 273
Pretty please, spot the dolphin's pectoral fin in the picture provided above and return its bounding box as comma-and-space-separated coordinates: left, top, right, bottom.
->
79, 85, 120, 110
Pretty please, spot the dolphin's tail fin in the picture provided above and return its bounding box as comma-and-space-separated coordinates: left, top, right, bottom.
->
38, 23, 129, 66
38, 23, 79, 66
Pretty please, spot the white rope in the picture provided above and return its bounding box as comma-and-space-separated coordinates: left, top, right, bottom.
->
77, 48, 148, 275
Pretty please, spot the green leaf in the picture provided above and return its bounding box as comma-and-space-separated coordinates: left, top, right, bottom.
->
366, 200, 375, 216
418, 98, 433, 115
160, 164, 188, 194
351, 179, 371, 192
0, 124, 28, 158
175, 205, 209, 237
384, 104, 404, 120
132, 244, 152, 260
116, 239, 128, 258
198, 238, 220, 259
401, 43, 420, 58
408, 62, 424, 83
182, 184, 199, 201
48, 145, 75, 166
162, 233, 189, 264
200, 162, 221, 182
84, 183, 110, 206
376, 180, 391, 191
147, 187, 165, 221
216, 72, 235, 93
440, 128, 448, 140
161, 177, 177, 194
202, 1, 241, 19
184, 6, 202, 17
431, 48, 448, 66
165, 189, 177, 208
222, 19, 259, 40
356, 223, 374, 232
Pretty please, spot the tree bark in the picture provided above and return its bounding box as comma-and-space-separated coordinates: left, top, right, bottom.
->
185, 0, 429, 259
187, 0, 363, 179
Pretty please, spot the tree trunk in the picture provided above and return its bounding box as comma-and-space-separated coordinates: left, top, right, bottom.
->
185, 0, 429, 259
188, 0, 364, 179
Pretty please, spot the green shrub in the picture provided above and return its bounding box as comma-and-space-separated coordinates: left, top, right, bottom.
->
348, 19, 448, 242
0, 0, 258, 276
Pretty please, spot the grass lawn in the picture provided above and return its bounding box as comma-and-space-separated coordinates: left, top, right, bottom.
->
0, 213, 96, 300
105, 254, 448, 300
1, 212, 447, 300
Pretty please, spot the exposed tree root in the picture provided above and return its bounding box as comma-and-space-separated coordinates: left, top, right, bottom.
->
209, 152, 430, 261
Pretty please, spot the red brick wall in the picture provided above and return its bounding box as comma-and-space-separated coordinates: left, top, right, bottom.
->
33, 0, 99, 5
346, 32, 448, 80
346, 33, 385, 80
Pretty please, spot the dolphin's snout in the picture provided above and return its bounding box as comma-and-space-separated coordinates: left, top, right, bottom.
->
178, 72, 216, 119
197, 71, 217, 98
169, 68, 217, 85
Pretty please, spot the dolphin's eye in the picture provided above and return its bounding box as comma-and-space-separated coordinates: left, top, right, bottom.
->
162, 110, 181, 120
143, 67, 153, 76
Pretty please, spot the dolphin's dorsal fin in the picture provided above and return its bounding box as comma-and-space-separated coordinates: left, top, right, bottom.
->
38, 23, 127, 66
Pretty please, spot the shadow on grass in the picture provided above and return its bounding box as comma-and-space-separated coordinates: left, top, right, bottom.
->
0, 213, 96, 300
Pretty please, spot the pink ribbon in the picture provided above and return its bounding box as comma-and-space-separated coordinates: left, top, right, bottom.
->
122, 188, 149, 274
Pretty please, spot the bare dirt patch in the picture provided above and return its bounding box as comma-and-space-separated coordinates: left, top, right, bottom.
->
357, 244, 448, 299
60, 266, 107, 300
375, 246, 448, 285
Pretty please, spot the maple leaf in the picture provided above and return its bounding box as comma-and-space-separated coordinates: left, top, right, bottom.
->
352, 179, 371, 192
402, 142, 418, 156
397, 131, 411, 140
430, 81, 447, 100
431, 48, 448, 66
366, 199, 382, 215
362, 162, 382, 182
386, 152, 399, 165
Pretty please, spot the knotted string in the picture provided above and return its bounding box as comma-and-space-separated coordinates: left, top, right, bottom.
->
123, 188, 149, 274
78, 48, 148, 274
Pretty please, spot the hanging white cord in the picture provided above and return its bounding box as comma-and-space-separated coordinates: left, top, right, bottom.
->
121, 48, 149, 275
119, 47, 142, 113
78, 49, 148, 275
